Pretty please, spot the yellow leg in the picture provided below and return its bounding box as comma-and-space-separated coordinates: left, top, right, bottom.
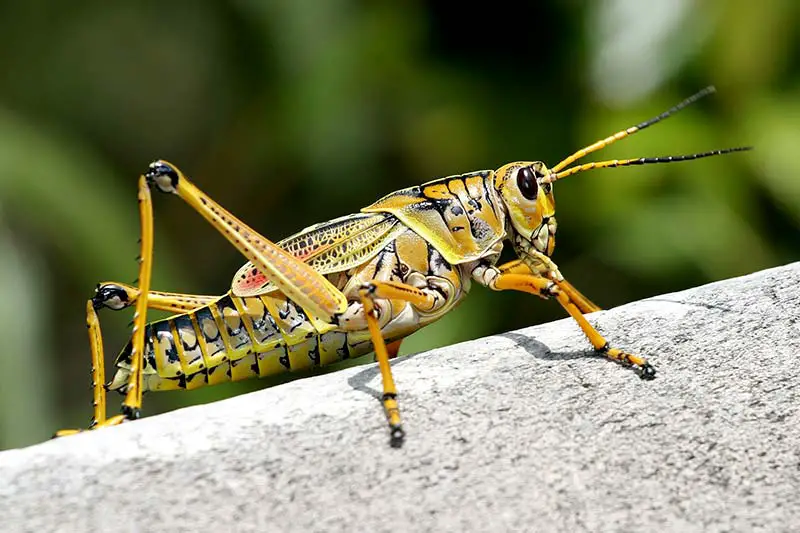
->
360, 279, 437, 310
493, 272, 655, 380
93, 281, 217, 313
498, 260, 601, 313
55, 175, 155, 436
110, 176, 154, 421
60, 159, 352, 437
145, 160, 347, 323
555, 279, 602, 314
87, 302, 106, 426
360, 294, 403, 447
55, 284, 215, 437
356, 279, 441, 448
54, 301, 108, 437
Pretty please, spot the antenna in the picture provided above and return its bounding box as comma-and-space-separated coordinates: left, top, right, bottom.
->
545, 147, 752, 183
551, 86, 718, 174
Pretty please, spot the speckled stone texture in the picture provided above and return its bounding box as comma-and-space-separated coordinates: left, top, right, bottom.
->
1, 263, 798, 533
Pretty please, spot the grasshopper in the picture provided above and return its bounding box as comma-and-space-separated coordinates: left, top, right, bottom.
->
56, 87, 749, 447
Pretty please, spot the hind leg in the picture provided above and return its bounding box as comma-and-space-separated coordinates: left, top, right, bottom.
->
58, 160, 352, 436
54, 284, 219, 436
54, 301, 109, 435
55, 176, 155, 435
93, 282, 217, 313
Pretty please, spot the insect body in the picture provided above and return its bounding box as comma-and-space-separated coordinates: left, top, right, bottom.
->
56, 87, 749, 447
104, 208, 467, 394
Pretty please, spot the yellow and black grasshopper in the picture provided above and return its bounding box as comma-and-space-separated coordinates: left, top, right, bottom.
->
57, 87, 749, 447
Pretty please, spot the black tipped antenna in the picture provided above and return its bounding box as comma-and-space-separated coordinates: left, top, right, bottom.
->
546, 146, 752, 183
551, 86, 718, 173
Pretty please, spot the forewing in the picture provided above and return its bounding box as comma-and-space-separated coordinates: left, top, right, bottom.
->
231, 212, 401, 297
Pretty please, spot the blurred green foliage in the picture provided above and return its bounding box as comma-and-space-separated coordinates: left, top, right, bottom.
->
0, 1, 797, 450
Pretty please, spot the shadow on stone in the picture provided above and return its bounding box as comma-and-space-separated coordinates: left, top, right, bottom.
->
346, 350, 421, 401
499, 331, 592, 362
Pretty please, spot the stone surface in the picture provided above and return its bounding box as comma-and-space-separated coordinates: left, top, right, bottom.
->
1, 264, 799, 533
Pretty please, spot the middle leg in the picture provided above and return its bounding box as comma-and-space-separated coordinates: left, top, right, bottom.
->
356, 279, 447, 448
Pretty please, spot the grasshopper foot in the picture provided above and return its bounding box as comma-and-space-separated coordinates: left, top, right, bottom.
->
389, 424, 405, 449
53, 412, 131, 437
637, 362, 657, 380
597, 344, 657, 380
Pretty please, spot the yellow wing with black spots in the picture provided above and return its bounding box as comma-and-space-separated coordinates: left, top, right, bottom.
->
231, 212, 403, 297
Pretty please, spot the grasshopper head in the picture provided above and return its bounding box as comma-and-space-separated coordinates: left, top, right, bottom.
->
494, 161, 557, 257
491, 88, 753, 263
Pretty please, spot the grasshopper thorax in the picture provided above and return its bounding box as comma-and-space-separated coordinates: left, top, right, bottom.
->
493, 161, 557, 257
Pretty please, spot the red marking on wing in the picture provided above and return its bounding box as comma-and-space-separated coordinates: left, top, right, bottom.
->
234, 245, 321, 293
232, 213, 392, 296
237, 267, 268, 291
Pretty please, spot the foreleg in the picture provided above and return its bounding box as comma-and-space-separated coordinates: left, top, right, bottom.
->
473, 262, 655, 379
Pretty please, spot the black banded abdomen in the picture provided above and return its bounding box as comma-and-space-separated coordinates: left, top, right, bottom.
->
109, 292, 369, 393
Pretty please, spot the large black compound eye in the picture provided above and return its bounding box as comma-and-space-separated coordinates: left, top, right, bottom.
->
516, 166, 539, 200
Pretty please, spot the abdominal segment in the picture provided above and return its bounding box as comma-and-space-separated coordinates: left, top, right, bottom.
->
108, 293, 367, 393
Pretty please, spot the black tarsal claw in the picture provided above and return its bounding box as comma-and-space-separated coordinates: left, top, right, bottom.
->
389, 425, 405, 449
638, 363, 657, 381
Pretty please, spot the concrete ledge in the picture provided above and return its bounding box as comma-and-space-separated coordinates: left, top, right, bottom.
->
1, 263, 799, 532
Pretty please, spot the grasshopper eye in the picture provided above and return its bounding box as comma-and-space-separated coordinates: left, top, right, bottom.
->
516, 166, 539, 200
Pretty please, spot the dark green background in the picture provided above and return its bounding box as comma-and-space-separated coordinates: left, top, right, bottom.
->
1, 1, 798, 449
